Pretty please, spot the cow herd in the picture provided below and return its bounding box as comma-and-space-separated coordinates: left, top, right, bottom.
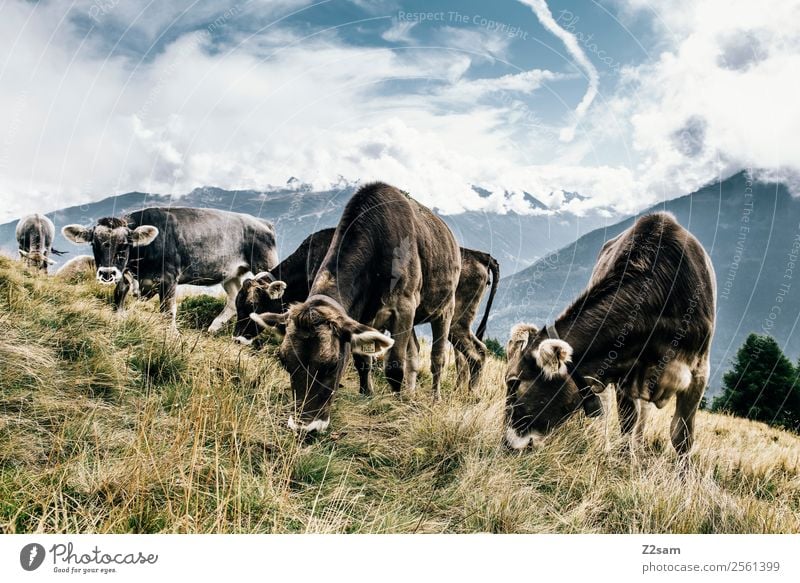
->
14, 181, 715, 458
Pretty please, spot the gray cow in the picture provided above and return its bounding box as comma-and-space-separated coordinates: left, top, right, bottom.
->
504, 212, 715, 457
16, 214, 66, 273
62, 207, 278, 331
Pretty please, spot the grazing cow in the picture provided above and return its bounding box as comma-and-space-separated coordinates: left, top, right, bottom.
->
239, 229, 499, 393
250, 182, 462, 433
16, 214, 66, 273
55, 254, 96, 279
232, 228, 334, 344
62, 207, 277, 331
504, 212, 715, 457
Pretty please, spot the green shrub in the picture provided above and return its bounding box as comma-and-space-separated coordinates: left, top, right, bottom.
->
178, 295, 227, 330
484, 337, 506, 360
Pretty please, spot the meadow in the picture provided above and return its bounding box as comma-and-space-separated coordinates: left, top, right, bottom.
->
1, 255, 798, 533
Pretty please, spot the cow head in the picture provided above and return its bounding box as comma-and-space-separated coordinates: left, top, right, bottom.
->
232, 273, 287, 345
62, 218, 158, 285
251, 297, 393, 433
503, 323, 585, 450
18, 249, 54, 272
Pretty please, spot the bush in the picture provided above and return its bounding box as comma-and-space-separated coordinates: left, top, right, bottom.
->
483, 337, 506, 360
178, 295, 227, 330
712, 334, 800, 432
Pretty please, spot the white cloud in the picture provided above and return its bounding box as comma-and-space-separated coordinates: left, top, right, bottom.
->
605, 0, 800, 199
1, 0, 796, 226
381, 20, 416, 43
517, 0, 599, 142
0, 0, 590, 222
433, 26, 514, 62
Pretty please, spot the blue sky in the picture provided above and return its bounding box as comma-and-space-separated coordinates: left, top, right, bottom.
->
0, 0, 798, 220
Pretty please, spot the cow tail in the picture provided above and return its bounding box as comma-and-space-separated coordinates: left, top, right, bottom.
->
476, 255, 499, 341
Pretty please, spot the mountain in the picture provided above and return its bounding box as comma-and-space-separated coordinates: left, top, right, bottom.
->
0, 182, 620, 271
485, 171, 800, 393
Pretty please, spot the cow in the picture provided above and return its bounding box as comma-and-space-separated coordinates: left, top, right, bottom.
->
16, 214, 66, 273
238, 228, 500, 393
249, 182, 463, 433
61, 207, 278, 331
232, 228, 334, 345
503, 212, 715, 457
55, 254, 96, 279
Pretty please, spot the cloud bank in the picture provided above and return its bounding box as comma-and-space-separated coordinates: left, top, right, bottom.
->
0, 0, 797, 223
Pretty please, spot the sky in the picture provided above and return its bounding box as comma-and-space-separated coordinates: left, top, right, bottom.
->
0, 0, 798, 221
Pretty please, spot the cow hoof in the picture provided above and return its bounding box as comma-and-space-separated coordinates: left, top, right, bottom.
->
208, 323, 222, 333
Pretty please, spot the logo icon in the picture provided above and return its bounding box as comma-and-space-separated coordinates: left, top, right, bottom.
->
20, 543, 46, 571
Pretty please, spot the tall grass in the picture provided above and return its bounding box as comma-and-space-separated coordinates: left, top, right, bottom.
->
1, 255, 798, 533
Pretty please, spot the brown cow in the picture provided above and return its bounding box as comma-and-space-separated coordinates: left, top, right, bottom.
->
250, 182, 462, 433
239, 229, 499, 393
504, 212, 715, 456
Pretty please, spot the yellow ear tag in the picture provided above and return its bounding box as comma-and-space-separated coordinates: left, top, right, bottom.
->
362, 342, 376, 354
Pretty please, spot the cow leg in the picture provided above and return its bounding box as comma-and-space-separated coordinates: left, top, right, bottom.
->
209, 276, 242, 333
404, 329, 421, 394
454, 351, 467, 389
450, 326, 485, 391
353, 354, 374, 396
616, 387, 645, 452
670, 361, 708, 457
159, 278, 179, 331
385, 306, 414, 394
429, 312, 453, 402
113, 278, 131, 313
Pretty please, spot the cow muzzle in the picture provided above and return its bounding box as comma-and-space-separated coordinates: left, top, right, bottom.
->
232, 335, 254, 346
504, 426, 546, 450
96, 267, 122, 285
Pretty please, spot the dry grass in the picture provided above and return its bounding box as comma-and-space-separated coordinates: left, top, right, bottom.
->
1, 255, 799, 533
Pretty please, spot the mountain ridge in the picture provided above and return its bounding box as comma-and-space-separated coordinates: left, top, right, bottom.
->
485, 171, 800, 393
0, 182, 621, 272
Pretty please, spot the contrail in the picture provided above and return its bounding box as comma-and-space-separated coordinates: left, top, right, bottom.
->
518, 0, 599, 142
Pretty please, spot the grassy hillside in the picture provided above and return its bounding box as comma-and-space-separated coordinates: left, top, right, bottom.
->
1, 256, 799, 534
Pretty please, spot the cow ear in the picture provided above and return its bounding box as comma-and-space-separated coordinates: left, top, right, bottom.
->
351, 328, 393, 357
266, 281, 287, 300
250, 311, 289, 329
534, 339, 572, 379
129, 225, 159, 247
507, 323, 538, 360
62, 225, 93, 244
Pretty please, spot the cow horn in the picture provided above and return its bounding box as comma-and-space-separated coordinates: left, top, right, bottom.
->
250, 311, 289, 328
